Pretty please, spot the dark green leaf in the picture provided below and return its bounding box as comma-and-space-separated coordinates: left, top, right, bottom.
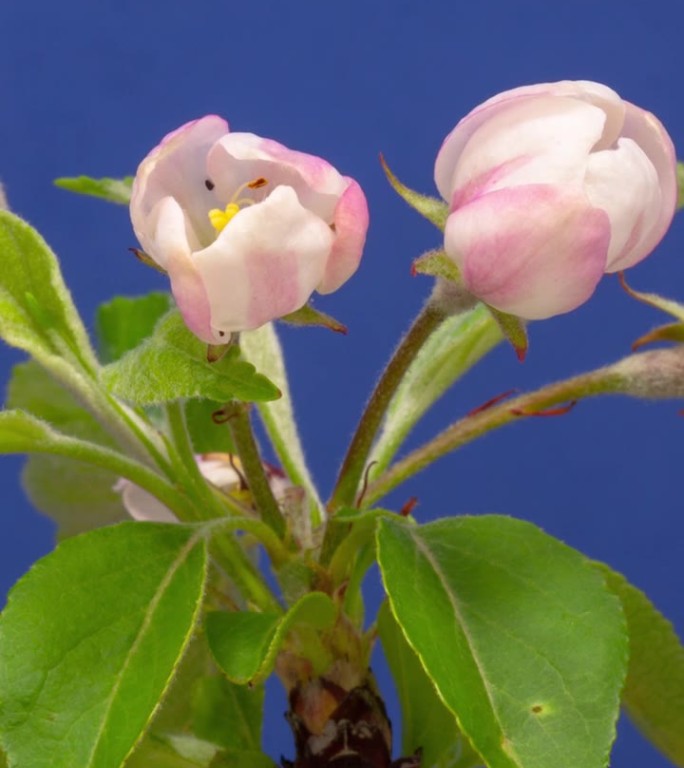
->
0, 210, 97, 373
377, 516, 628, 768
0, 522, 207, 768
102, 310, 281, 405
96, 293, 172, 363
184, 398, 235, 454
206, 592, 336, 685
597, 563, 684, 766
378, 602, 479, 768
380, 156, 448, 230
6, 361, 125, 537
54, 175, 134, 205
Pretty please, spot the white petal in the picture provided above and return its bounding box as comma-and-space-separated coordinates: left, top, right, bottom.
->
208, 134, 342, 222
450, 97, 606, 205
194, 186, 333, 333
115, 479, 177, 523
584, 138, 661, 270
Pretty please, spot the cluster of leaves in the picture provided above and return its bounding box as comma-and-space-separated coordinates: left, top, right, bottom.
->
0, 177, 681, 768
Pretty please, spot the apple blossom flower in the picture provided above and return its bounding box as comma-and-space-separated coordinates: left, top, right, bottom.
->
130, 116, 368, 343
116, 453, 290, 522
435, 80, 677, 319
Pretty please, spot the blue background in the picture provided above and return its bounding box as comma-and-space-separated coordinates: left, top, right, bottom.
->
0, 1, 682, 766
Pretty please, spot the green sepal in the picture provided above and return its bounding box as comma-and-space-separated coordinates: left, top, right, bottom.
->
102, 310, 281, 405
54, 174, 133, 205
380, 155, 449, 230
96, 292, 172, 363
0, 522, 208, 768
632, 321, 684, 350
377, 515, 628, 768
411, 248, 461, 283
281, 303, 348, 334
596, 563, 684, 766
205, 592, 337, 685
619, 272, 684, 323
677, 161, 684, 211
487, 306, 528, 361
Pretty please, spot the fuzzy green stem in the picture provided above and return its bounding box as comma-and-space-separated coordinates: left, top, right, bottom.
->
226, 402, 287, 537
328, 301, 448, 512
364, 366, 625, 506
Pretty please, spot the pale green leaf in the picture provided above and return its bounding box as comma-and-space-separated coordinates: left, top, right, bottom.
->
241, 324, 321, 518
0, 210, 97, 373
6, 361, 125, 537
0, 522, 207, 768
102, 310, 280, 405
377, 516, 628, 768
206, 592, 336, 684
96, 293, 172, 363
54, 175, 134, 205
371, 305, 501, 475
597, 563, 684, 766
184, 398, 235, 454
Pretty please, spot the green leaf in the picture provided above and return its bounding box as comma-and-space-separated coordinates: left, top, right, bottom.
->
6, 361, 125, 537
371, 305, 502, 475
597, 563, 684, 766
377, 516, 628, 768
378, 601, 478, 767
102, 310, 281, 405
96, 293, 172, 363
206, 592, 336, 685
0, 522, 208, 768
126, 734, 217, 767
193, 676, 263, 751
54, 175, 134, 205
380, 155, 449, 230
0, 210, 97, 373
487, 306, 528, 361
241, 323, 322, 518
280, 303, 347, 334
210, 752, 276, 768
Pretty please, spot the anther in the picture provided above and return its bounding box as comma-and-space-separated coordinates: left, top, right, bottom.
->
205, 179, 215, 191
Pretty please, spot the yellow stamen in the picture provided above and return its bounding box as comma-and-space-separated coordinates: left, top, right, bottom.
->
208, 177, 268, 234
208, 202, 241, 233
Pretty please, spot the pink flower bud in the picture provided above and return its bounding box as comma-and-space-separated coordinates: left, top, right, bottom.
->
131, 117, 369, 343
435, 81, 677, 319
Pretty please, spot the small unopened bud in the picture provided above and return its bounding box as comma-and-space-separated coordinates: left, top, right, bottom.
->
611, 347, 684, 400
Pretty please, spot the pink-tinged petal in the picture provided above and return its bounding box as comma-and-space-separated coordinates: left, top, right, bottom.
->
450, 97, 606, 202
115, 478, 178, 523
611, 101, 678, 269
208, 134, 343, 222
197, 456, 241, 490
194, 186, 334, 333
153, 197, 214, 343
318, 178, 369, 294
435, 81, 623, 200
584, 138, 661, 271
445, 185, 610, 319
131, 115, 229, 250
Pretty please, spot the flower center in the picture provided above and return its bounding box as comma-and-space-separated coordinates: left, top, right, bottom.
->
208, 177, 268, 234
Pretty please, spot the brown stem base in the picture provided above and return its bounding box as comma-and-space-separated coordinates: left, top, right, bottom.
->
282, 676, 421, 768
